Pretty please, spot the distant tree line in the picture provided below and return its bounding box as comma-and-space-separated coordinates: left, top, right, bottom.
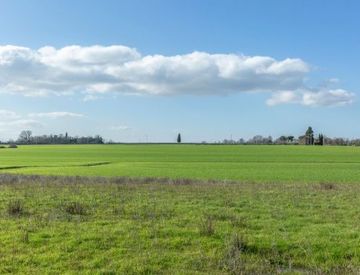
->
1, 131, 104, 145
218, 135, 359, 146
1, 128, 360, 146
217, 127, 359, 146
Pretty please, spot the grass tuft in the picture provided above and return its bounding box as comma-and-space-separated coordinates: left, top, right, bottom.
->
226, 233, 251, 256
63, 201, 88, 215
199, 215, 215, 236
319, 182, 336, 190
221, 233, 275, 274
20, 229, 30, 244
221, 233, 249, 273
7, 199, 25, 217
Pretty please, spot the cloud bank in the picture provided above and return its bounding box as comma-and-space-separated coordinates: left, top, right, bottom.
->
266, 89, 355, 107
0, 44, 354, 106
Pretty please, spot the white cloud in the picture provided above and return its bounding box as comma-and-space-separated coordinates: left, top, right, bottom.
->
28, 112, 84, 119
0, 44, 309, 97
302, 89, 355, 106
267, 89, 355, 107
266, 91, 300, 106
0, 44, 354, 107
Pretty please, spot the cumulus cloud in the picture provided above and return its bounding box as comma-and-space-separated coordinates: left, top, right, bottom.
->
28, 111, 84, 119
0, 44, 308, 96
0, 44, 354, 106
266, 89, 355, 107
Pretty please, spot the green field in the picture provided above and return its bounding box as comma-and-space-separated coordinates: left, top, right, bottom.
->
1, 144, 360, 182
0, 175, 359, 274
1, 145, 360, 273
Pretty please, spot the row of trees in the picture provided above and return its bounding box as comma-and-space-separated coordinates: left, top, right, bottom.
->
1, 128, 360, 146
9, 131, 104, 145
218, 127, 355, 146
219, 135, 353, 146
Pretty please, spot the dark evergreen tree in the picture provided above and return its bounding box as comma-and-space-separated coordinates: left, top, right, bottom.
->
305, 127, 314, 145
177, 133, 181, 143
318, 134, 324, 146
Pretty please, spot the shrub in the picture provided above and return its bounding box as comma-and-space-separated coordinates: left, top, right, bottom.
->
0, 145, 6, 149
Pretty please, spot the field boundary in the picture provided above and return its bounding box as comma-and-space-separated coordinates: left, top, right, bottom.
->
0, 173, 356, 187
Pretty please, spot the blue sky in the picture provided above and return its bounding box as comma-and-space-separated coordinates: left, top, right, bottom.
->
0, 0, 358, 142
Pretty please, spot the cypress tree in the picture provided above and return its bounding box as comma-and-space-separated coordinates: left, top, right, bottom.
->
177, 133, 181, 143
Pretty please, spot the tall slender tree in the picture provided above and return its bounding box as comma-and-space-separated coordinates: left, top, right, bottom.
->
177, 133, 181, 143
305, 127, 314, 145
318, 134, 324, 146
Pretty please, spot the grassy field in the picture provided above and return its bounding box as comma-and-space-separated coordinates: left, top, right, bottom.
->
1, 144, 360, 182
0, 174, 359, 274
1, 145, 360, 273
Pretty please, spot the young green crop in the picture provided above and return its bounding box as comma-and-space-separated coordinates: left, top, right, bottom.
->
1, 144, 360, 182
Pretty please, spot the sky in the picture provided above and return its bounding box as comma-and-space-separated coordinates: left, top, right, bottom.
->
0, 0, 359, 142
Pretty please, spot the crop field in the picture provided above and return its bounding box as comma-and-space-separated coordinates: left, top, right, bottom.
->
1, 144, 360, 182
1, 145, 360, 273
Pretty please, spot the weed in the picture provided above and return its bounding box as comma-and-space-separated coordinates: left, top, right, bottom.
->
20, 229, 29, 244
230, 215, 247, 228
199, 215, 215, 236
63, 201, 88, 215
320, 182, 336, 190
112, 205, 125, 216
7, 199, 25, 217
221, 233, 275, 274
226, 233, 250, 256
221, 233, 248, 273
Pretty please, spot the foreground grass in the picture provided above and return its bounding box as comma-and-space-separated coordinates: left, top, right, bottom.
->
2, 144, 360, 183
0, 175, 359, 273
